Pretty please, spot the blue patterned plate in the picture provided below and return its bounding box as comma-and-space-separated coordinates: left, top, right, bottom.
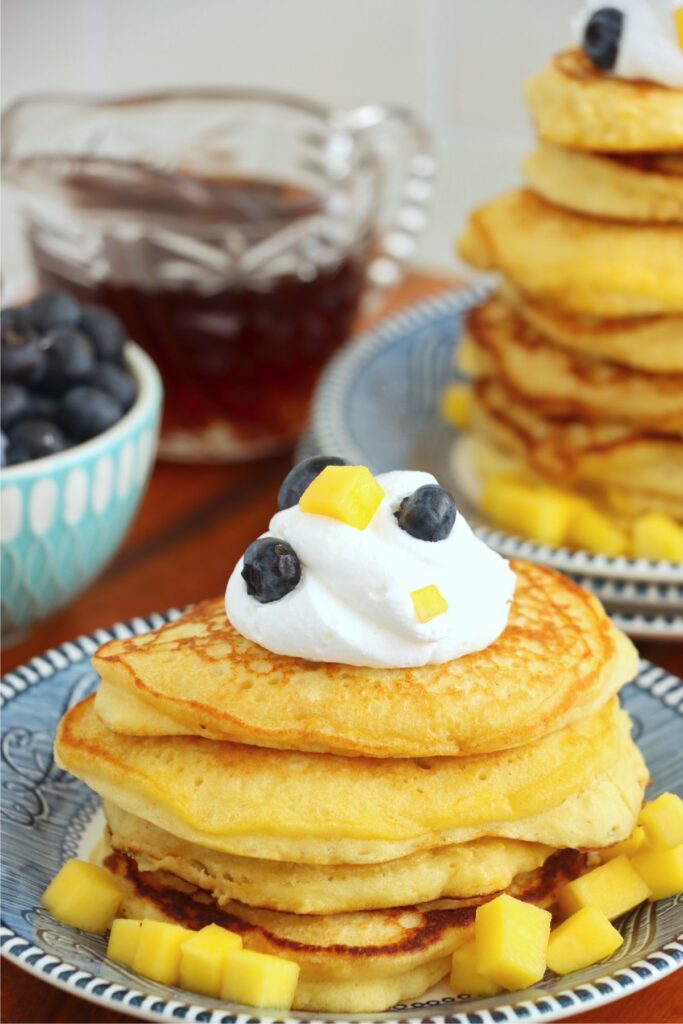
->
309, 290, 683, 596
1, 614, 682, 1023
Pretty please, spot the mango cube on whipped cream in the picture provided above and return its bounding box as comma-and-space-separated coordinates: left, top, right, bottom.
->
475, 893, 551, 990
40, 859, 122, 934
298, 464, 384, 529
411, 584, 449, 623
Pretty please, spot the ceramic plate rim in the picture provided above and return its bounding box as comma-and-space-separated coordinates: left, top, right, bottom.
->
1, 611, 683, 1024
310, 288, 683, 586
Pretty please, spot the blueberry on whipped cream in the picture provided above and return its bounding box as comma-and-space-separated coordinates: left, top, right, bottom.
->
226, 463, 515, 668
574, 0, 683, 87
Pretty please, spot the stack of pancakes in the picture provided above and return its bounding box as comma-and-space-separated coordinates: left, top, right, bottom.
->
457, 49, 683, 526
55, 559, 648, 1012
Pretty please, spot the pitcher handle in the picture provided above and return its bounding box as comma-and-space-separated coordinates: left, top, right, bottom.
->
341, 103, 435, 307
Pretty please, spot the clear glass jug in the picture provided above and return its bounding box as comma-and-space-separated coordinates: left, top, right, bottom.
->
2, 89, 434, 461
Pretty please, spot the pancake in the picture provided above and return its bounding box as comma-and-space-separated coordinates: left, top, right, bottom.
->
457, 189, 683, 317
470, 378, 683, 518
101, 840, 588, 1012
55, 696, 646, 864
462, 295, 683, 434
502, 282, 683, 374
90, 561, 637, 759
524, 142, 683, 223
104, 800, 554, 914
525, 49, 683, 152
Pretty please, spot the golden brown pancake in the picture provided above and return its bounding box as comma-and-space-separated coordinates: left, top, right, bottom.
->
104, 800, 554, 914
457, 189, 683, 317
462, 294, 683, 434
471, 378, 683, 519
502, 282, 683, 374
524, 142, 683, 223
91, 561, 637, 759
526, 50, 683, 152
56, 696, 646, 864
101, 840, 588, 1012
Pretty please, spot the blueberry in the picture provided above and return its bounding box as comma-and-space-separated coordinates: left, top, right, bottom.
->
28, 394, 59, 420
26, 290, 81, 333
0, 331, 46, 387
90, 362, 136, 411
241, 537, 302, 603
1, 383, 32, 431
79, 306, 125, 364
395, 484, 457, 542
8, 418, 69, 461
59, 385, 123, 440
1, 306, 29, 343
7, 442, 31, 466
582, 7, 623, 70
278, 455, 351, 510
40, 327, 96, 394
0, 431, 8, 468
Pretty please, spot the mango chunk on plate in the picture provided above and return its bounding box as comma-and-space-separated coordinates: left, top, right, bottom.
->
547, 906, 623, 976
411, 584, 448, 624
40, 859, 122, 934
632, 513, 683, 562
480, 476, 577, 547
631, 843, 683, 901
107, 918, 143, 967
440, 383, 472, 429
180, 923, 243, 998
600, 825, 646, 862
450, 937, 502, 996
475, 893, 551, 990
558, 856, 650, 920
221, 948, 300, 1010
567, 505, 628, 558
133, 920, 194, 985
299, 465, 383, 530
639, 792, 683, 849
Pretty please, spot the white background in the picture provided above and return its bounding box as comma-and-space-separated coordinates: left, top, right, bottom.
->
2, 0, 578, 282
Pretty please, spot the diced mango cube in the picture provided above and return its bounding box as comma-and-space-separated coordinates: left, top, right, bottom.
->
40, 860, 122, 934
546, 906, 623, 976
133, 920, 194, 985
221, 948, 300, 1010
475, 893, 551, 991
299, 465, 383, 530
440, 384, 472, 429
180, 923, 243, 998
107, 918, 143, 967
600, 825, 647, 862
480, 476, 576, 547
450, 937, 503, 996
558, 856, 650, 920
411, 584, 448, 624
567, 505, 628, 558
639, 793, 683, 850
631, 843, 683, 901
632, 513, 683, 562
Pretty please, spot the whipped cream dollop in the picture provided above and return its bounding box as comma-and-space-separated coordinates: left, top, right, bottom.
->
225, 470, 515, 668
573, 0, 683, 88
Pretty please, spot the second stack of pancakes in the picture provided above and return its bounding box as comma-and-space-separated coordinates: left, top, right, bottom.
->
55, 560, 647, 1012
457, 49, 683, 530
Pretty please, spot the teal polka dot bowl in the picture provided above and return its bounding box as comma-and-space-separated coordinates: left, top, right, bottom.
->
0, 343, 162, 645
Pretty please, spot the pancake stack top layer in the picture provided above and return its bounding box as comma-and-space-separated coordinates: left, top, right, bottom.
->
456, 33, 683, 527
55, 494, 647, 1013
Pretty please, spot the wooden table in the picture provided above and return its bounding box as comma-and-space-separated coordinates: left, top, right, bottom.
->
2, 274, 682, 1023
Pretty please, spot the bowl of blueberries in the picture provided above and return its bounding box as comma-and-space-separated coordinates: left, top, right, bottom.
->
1, 290, 162, 644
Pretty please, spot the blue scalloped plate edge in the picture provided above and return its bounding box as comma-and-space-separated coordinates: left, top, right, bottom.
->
309, 287, 683, 588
